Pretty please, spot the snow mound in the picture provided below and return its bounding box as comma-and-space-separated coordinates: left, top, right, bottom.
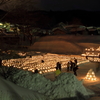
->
0, 76, 49, 100
7, 70, 95, 100
29, 35, 100, 54
45, 73, 94, 100
7, 69, 52, 92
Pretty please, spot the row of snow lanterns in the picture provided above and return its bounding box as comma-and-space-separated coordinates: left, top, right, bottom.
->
85, 52, 100, 56
2, 55, 69, 74
85, 47, 100, 52
82, 47, 100, 59
85, 48, 95, 51
3, 58, 97, 81
26, 61, 67, 74
2, 57, 88, 75
26, 60, 89, 74
2, 61, 56, 74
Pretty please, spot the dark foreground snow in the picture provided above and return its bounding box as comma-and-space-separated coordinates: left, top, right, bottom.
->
5, 69, 94, 100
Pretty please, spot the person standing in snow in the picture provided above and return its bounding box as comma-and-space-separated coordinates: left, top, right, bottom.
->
67, 61, 71, 71
73, 65, 79, 76
70, 60, 74, 71
71, 61, 76, 71
86, 56, 88, 60
74, 57, 77, 65
99, 54, 100, 59
34, 69, 39, 73
41, 60, 44, 63
0, 58, 2, 66
56, 62, 62, 71
58, 62, 62, 71
68, 60, 73, 71
55, 67, 61, 78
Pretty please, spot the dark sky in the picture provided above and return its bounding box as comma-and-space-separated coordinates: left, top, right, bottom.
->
41, 0, 100, 11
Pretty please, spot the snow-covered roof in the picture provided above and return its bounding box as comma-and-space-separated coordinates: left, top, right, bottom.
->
77, 28, 86, 31
88, 28, 97, 31
87, 26, 94, 29
64, 25, 80, 28
52, 27, 65, 32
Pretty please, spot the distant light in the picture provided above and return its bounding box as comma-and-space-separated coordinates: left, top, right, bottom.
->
0, 23, 3, 25
3, 25, 6, 27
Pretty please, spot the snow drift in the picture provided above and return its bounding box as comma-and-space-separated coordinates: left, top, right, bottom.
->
6, 69, 94, 100
0, 76, 48, 100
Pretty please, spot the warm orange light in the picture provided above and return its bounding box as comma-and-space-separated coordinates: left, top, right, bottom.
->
85, 69, 97, 81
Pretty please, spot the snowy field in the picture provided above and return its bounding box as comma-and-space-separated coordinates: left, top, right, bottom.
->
0, 52, 97, 100
2, 53, 87, 74
0, 35, 100, 100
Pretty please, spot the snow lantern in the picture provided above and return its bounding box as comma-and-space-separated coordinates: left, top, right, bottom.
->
85, 69, 96, 81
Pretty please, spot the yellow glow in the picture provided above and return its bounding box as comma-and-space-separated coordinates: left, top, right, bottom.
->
2, 53, 89, 75
39, 71, 42, 74
91, 78, 93, 81
86, 75, 89, 77
0, 23, 3, 25
85, 69, 97, 81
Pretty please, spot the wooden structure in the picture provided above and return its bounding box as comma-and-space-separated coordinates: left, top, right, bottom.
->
52, 27, 66, 35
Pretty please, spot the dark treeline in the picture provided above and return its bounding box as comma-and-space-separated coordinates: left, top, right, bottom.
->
48, 10, 100, 27
0, 9, 100, 29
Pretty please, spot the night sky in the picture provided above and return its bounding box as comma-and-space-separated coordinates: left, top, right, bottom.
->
41, 0, 100, 11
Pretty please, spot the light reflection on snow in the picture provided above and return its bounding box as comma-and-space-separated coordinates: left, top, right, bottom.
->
2, 53, 88, 74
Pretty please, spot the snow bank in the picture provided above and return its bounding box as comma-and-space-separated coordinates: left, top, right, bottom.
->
7, 69, 94, 100
7, 69, 52, 92
46, 73, 94, 100
0, 76, 49, 100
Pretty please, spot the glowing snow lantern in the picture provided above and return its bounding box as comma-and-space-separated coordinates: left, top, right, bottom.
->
85, 69, 97, 81
39, 71, 42, 74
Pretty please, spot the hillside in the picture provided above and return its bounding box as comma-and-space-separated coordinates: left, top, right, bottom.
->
29, 35, 100, 55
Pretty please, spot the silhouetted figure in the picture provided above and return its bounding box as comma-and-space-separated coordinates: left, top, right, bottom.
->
0, 58, 2, 66
73, 65, 79, 76
58, 62, 61, 71
74, 57, 77, 65
71, 62, 76, 71
68, 60, 73, 71
66, 60, 73, 71
34, 69, 39, 73
56, 62, 62, 71
55, 66, 59, 70
86, 56, 88, 60
67, 62, 70, 72
70, 61, 74, 71
30, 55, 32, 58
41, 60, 44, 63
99, 54, 100, 59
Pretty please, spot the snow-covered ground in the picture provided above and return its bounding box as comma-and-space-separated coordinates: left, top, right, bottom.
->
2, 53, 87, 74
0, 76, 48, 100
0, 67, 95, 100
0, 35, 100, 100
0, 53, 97, 100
